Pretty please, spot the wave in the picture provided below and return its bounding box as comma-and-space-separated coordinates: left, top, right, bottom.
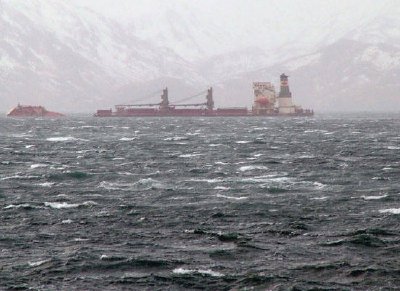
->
1, 174, 41, 181
28, 259, 50, 267
179, 153, 203, 158
164, 136, 188, 141
46, 136, 77, 142
99, 178, 165, 191
36, 182, 55, 187
172, 267, 224, 277
119, 137, 135, 141
361, 194, 388, 200
388, 146, 400, 150
30, 163, 48, 169
239, 165, 268, 172
216, 194, 248, 200
214, 186, 230, 190
235, 140, 251, 144
379, 208, 400, 214
44, 201, 97, 209
61, 219, 73, 224
48, 171, 90, 180
4, 203, 39, 210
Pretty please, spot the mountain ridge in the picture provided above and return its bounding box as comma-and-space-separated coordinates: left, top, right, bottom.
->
0, 0, 399, 112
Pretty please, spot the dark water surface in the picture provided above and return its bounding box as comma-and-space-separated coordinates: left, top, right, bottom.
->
1, 115, 400, 290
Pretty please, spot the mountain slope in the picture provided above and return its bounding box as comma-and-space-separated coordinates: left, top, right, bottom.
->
0, 0, 204, 112
0, 0, 399, 112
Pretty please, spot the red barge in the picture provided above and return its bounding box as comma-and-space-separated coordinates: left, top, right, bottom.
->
95, 74, 313, 117
7, 104, 64, 117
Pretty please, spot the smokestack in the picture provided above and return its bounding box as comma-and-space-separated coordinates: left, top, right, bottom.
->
278, 74, 292, 98
278, 73, 295, 114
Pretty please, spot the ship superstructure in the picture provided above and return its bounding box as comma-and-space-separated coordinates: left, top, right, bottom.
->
277, 73, 312, 115
252, 82, 277, 115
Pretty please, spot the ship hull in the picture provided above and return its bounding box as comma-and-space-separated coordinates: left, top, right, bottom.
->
94, 108, 313, 117
7, 105, 64, 117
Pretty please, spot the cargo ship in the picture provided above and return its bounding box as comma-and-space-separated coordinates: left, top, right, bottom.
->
7, 104, 64, 117
95, 74, 313, 117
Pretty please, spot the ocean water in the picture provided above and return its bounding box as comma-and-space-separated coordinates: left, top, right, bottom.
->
0, 114, 399, 290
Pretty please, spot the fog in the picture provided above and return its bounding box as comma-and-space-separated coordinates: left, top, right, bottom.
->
1, 0, 399, 113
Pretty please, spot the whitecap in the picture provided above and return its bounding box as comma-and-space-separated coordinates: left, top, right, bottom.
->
164, 136, 188, 141
235, 140, 251, 144
214, 186, 230, 190
239, 165, 268, 172
30, 164, 47, 169
313, 182, 326, 189
388, 146, 400, 150
133, 178, 164, 190
172, 267, 223, 277
361, 194, 388, 200
379, 208, 400, 214
239, 174, 290, 183
311, 196, 328, 200
37, 182, 55, 187
46, 136, 76, 142
25, 145, 35, 149
73, 238, 89, 242
98, 181, 121, 190
1, 174, 41, 181
28, 260, 50, 267
82, 201, 98, 206
119, 137, 135, 141
179, 153, 203, 158
4, 203, 35, 209
188, 178, 223, 183
209, 144, 223, 147
216, 194, 248, 200
61, 219, 73, 224
44, 202, 80, 209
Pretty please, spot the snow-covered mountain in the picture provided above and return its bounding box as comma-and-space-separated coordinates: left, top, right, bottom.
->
0, 0, 399, 112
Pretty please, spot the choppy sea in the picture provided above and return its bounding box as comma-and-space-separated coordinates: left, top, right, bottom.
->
1, 114, 400, 290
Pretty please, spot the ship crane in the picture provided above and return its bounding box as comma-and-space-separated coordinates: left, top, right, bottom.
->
115, 88, 164, 110
170, 87, 214, 110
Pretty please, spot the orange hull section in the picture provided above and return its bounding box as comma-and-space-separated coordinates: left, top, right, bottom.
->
7, 105, 64, 117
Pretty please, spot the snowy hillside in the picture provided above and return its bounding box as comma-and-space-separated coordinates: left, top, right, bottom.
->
0, 0, 399, 112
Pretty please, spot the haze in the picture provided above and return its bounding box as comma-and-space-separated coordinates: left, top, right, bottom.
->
1, 0, 399, 113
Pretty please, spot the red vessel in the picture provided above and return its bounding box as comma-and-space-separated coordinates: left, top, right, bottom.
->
95, 75, 314, 117
7, 104, 64, 117
95, 87, 249, 117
